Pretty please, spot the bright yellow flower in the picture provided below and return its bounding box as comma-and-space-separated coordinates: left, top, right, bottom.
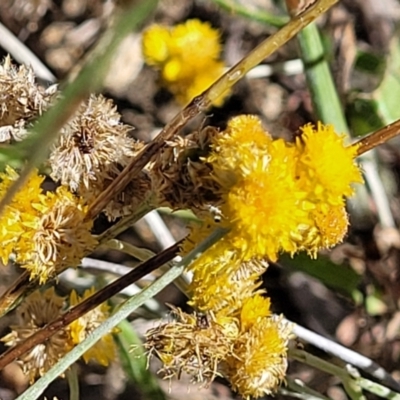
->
240, 295, 271, 332
0, 167, 44, 266
221, 139, 308, 260
142, 25, 170, 65
296, 122, 363, 205
298, 202, 349, 256
168, 19, 222, 75
68, 288, 117, 366
0, 167, 96, 283
142, 19, 227, 105
208, 115, 273, 188
205, 116, 363, 259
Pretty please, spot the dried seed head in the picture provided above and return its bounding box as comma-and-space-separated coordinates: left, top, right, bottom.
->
49, 94, 135, 194
1, 288, 68, 383
102, 170, 153, 221
0, 55, 57, 142
145, 307, 237, 385
149, 126, 222, 213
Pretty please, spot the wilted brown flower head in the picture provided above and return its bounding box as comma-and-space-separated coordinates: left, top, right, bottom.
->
149, 126, 222, 214
102, 169, 153, 221
49, 94, 136, 195
1, 287, 68, 383
145, 307, 237, 385
0, 55, 57, 142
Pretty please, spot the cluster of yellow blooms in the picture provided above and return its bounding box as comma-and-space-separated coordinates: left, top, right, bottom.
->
1, 287, 116, 382
146, 115, 363, 398
0, 28, 365, 397
142, 19, 228, 106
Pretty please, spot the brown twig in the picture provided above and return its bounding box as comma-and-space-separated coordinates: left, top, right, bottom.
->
0, 239, 182, 370
354, 118, 400, 156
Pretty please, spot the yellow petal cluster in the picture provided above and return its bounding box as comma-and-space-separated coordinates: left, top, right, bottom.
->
207, 115, 363, 259
147, 115, 363, 397
146, 297, 292, 398
0, 167, 97, 283
142, 19, 227, 106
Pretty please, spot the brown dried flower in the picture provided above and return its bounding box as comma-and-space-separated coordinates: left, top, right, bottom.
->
49, 94, 136, 195
0, 55, 57, 142
149, 126, 222, 213
1, 287, 68, 383
145, 307, 237, 385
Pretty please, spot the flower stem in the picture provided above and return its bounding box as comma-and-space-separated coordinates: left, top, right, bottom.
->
66, 364, 80, 400
354, 118, 400, 155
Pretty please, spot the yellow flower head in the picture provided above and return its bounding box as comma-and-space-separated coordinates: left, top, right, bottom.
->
182, 217, 267, 313
208, 115, 273, 188
1, 288, 68, 383
168, 19, 222, 74
0, 166, 44, 266
205, 116, 364, 260
297, 122, 363, 205
142, 25, 170, 65
28, 186, 97, 283
240, 295, 271, 332
0, 167, 97, 283
299, 202, 349, 257
224, 316, 293, 398
68, 288, 117, 366
142, 19, 227, 105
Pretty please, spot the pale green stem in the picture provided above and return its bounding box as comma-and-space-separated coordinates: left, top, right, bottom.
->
98, 201, 154, 244
66, 364, 80, 400
17, 227, 227, 400
103, 239, 190, 295
211, 0, 288, 28
296, 22, 348, 133
356, 376, 400, 399
282, 376, 330, 400
290, 348, 398, 400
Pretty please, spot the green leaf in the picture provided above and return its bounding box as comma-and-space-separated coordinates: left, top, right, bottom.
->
280, 252, 361, 297
115, 319, 166, 400
348, 32, 400, 135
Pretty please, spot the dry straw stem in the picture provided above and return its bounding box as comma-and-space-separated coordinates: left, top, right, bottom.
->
87, 0, 340, 219
354, 118, 400, 156
0, 240, 182, 371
